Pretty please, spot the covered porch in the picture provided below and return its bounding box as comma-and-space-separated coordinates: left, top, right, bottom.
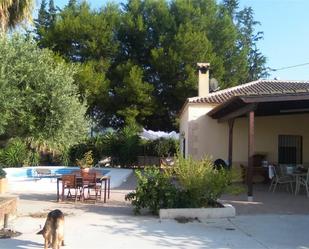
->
208, 93, 309, 200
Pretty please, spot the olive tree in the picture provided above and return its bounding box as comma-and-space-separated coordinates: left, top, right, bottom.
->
0, 35, 88, 151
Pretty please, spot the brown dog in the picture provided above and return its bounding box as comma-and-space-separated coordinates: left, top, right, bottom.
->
37, 209, 65, 249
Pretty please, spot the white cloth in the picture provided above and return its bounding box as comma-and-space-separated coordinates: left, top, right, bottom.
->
268, 165, 275, 179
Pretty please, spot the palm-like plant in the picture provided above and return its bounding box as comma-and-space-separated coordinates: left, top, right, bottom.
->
0, 0, 34, 32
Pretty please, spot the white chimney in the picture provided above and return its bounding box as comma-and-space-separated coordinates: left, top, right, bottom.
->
197, 62, 210, 97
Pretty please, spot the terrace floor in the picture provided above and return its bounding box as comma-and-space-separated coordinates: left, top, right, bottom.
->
220, 183, 309, 215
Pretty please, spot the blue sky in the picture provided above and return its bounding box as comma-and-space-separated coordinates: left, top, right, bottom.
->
34, 0, 309, 80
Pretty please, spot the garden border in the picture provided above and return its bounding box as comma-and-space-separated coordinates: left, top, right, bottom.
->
159, 204, 236, 219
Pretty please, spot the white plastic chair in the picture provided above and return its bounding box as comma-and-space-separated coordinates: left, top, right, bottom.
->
297, 170, 309, 197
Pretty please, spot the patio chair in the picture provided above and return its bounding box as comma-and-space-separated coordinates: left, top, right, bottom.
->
268, 165, 295, 193
297, 170, 309, 197
61, 174, 80, 202
34, 168, 53, 179
81, 172, 101, 201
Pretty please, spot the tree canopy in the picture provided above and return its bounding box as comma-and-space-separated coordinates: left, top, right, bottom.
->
0, 35, 88, 150
34, 0, 267, 131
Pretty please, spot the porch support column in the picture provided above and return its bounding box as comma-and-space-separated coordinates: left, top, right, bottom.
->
228, 119, 234, 168
247, 110, 255, 202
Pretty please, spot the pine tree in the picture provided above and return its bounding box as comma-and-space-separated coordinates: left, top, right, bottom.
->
236, 7, 268, 81
32, 0, 267, 130
34, 0, 49, 41
68, 0, 77, 7
221, 0, 239, 18
48, 0, 57, 26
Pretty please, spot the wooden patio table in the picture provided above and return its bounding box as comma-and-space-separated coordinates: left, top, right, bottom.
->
57, 174, 111, 203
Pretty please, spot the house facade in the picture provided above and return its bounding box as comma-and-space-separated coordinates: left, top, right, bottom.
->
180, 63, 309, 170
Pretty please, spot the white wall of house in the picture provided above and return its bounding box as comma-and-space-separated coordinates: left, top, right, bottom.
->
180, 103, 228, 160
180, 103, 309, 167
233, 113, 309, 167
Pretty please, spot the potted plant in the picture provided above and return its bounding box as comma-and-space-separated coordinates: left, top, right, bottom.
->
76, 151, 94, 173
0, 167, 7, 194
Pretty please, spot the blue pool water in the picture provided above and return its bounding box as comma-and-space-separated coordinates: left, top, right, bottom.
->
5, 167, 110, 179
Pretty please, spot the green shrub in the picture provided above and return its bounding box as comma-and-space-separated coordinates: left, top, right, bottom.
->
94, 131, 118, 157
0, 138, 29, 167
171, 156, 231, 208
125, 167, 177, 214
154, 138, 178, 157
68, 142, 100, 166
117, 126, 140, 166
95, 125, 141, 166
76, 150, 94, 169
24, 150, 40, 166
0, 167, 6, 178
58, 147, 70, 166
125, 155, 231, 214
142, 138, 179, 157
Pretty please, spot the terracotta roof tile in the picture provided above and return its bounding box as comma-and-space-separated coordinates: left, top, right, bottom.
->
188, 79, 309, 104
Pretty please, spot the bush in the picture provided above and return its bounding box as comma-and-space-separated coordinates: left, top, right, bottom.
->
24, 150, 40, 166
68, 141, 100, 166
142, 138, 179, 158
0, 138, 29, 167
154, 138, 178, 157
94, 125, 141, 166
171, 156, 230, 208
126, 155, 231, 214
125, 167, 177, 214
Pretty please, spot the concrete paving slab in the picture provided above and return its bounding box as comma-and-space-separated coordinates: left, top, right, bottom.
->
1, 197, 309, 249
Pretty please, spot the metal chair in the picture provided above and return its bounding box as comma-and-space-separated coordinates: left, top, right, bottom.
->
268, 165, 295, 193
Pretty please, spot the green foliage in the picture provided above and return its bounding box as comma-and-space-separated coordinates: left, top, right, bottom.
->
0, 138, 29, 167
142, 138, 178, 157
126, 155, 231, 214
76, 150, 94, 169
112, 61, 155, 127
154, 138, 178, 157
24, 150, 40, 166
220, 1, 268, 82
172, 155, 230, 207
68, 142, 100, 166
33, 0, 266, 131
71, 130, 178, 166
0, 34, 88, 151
58, 147, 70, 166
125, 167, 177, 214
0, 167, 6, 179
95, 125, 141, 166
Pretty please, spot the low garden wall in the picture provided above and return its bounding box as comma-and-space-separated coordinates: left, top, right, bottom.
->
159, 204, 236, 220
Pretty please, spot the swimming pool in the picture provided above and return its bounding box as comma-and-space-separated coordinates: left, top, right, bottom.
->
4, 166, 110, 180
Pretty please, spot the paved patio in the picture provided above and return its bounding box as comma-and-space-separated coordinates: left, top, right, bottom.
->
220, 183, 309, 215
1, 170, 309, 249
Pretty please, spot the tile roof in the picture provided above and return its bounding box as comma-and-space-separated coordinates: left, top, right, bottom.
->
188, 79, 309, 104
